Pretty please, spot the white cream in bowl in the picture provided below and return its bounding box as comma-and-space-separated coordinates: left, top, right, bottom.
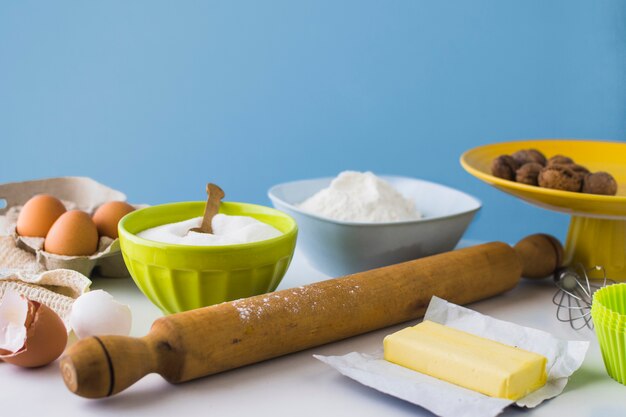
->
137, 214, 282, 246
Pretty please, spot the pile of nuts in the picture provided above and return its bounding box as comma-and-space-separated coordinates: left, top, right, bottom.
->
491, 149, 618, 195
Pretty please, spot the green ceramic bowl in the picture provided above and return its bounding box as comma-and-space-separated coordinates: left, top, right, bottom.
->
118, 201, 298, 314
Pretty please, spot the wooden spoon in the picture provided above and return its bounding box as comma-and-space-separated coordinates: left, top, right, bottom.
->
190, 183, 225, 234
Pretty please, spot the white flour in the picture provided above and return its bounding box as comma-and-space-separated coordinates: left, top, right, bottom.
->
298, 171, 422, 222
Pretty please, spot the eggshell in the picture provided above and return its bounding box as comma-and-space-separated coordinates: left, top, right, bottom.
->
92, 201, 135, 239
0, 290, 29, 353
69, 290, 132, 339
16, 194, 66, 237
44, 210, 99, 256
0, 300, 68, 368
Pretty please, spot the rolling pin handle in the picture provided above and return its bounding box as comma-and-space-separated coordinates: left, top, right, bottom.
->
513, 234, 564, 279
61, 332, 177, 399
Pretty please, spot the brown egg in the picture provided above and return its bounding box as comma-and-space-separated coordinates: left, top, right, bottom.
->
44, 210, 99, 256
16, 194, 66, 237
92, 201, 135, 239
0, 300, 68, 368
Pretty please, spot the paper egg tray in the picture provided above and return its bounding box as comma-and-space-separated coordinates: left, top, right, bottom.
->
0, 177, 134, 277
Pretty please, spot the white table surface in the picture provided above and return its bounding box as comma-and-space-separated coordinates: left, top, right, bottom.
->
2, 245, 626, 417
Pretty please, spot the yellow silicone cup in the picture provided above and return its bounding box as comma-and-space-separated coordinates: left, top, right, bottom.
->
592, 307, 626, 330
594, 320, 626, 384
593, 285, 626, 316
592, 284, 626, 384
118, 201, 298, 314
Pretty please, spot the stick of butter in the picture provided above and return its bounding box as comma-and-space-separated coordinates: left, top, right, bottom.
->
383, 320, 547, 400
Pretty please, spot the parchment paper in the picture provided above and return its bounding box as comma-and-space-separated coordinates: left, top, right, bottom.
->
315, 296, 589, 417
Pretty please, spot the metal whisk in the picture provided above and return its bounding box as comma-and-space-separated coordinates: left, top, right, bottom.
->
552, 264, 613, 330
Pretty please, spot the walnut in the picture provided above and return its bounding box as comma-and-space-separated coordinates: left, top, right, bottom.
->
491, 155, 520, 181
538, 165, 582, 192
491, 150, 618, 195
582, 172, 618, 195
569, 163, 590, 175
547, 155, 574, 166
515, 162, 543, 186
512, 149, 547, 166
550, 163, 589, 179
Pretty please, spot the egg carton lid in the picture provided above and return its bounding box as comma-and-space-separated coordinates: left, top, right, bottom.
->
0, 177, 134, 278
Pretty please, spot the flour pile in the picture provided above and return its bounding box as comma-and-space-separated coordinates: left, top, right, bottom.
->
298, 171, 422, 222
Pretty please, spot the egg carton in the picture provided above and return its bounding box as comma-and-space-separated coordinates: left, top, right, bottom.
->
0, 177, 134, 277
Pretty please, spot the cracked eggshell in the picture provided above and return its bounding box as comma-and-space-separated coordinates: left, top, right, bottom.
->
69, 290, 132, 339
0, 290, 68, 368
0, 290, 29, 354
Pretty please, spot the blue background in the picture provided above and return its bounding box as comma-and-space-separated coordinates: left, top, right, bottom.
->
2, 1, 625, 244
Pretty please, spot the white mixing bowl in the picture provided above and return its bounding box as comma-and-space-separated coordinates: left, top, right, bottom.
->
268, 176, 481, 277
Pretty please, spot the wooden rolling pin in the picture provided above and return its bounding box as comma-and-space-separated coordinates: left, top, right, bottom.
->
61, 234, 562, 398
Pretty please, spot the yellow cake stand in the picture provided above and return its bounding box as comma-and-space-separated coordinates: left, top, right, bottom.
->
461, 139, 626, 281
